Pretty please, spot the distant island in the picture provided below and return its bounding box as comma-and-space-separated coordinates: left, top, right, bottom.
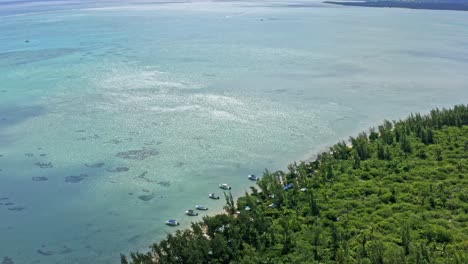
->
121, 105, 468, 263
325, 0, 468, 11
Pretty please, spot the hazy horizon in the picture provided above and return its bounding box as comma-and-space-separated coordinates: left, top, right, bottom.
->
1, 0, 467, 263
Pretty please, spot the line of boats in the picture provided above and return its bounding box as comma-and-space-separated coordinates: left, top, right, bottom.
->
166, 175, 259, 226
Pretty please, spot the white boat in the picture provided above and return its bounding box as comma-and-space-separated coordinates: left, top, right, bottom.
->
185, 210, 199, 216
166, 219, 179, 226
195, 204, 208, 210
209, 193, 220, 199
248, 174, 259, 181
219, 184, 231, 190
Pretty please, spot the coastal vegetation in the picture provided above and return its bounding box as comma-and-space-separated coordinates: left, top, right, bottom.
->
324, 0, 468, 11
121, 105, 468, 264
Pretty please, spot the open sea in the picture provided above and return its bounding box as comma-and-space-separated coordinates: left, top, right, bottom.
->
0, 0, 467, 263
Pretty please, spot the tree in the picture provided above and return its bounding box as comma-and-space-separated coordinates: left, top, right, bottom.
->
435, 147, 443, 161
369, 127, 379, 141
350, 132, 370, 160
400, 135, 412, 153
427, 128, 434, 144
368, 240, 385, 264
120, 254, 129, 264
353, 150, 361, 169
417, 149, 427, 159
330, 223, 342, 260
377, 142, 385, 160
384, 146, 392, 160
308, 191, 320, 216
401, 223, 411, 256
224, 192, 236, 215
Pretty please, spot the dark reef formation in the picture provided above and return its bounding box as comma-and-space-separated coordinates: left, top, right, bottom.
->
157, 181, 170, 187
65, 174, 88, 183
137, 194, 154, 201
1, 256, 14, 264
105, 139, 122, 145
106, 167, 129, 173
34, 162, 53, 168
116, 148, 159, 160
135, 171, 155, 183
32, 176, 48, 182
85, 162, 105, 168
37, 249, 53, 256
76, 134, 100, 141
7, 207, 25, 211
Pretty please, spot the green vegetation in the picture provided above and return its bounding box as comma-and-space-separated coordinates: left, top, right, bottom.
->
122, 105, 468, 264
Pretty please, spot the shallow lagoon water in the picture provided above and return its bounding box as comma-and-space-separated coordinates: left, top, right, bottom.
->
1, 1, 468, 263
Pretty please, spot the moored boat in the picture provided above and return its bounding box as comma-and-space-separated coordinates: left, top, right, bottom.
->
185, 209, 199, 216
219, 183, 231, 190
209, 193, 220, 199
166, 219, 179, 226
195, 204, 208, 210
248, 174, 259, 181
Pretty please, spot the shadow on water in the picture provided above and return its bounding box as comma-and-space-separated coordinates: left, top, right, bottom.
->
0, 48, 81, 66
0, 149, 173, 264
0, 104, 45, 145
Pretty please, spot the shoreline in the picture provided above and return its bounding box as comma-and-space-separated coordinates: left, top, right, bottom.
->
121, 105, 468, 263
324, 0, 468, 11
125, 105, 466, 259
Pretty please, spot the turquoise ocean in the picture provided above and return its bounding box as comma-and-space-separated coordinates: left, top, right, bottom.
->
0, 0, 467, 263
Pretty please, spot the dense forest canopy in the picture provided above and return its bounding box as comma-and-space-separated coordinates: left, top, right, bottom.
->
122, 105, 468, 264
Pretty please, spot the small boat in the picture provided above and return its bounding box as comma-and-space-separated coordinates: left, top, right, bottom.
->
219, 184, 231, 190
209, 193, 220, 199
166, 219, 179, 226
195, 204, 208, 210
185, 209, 199, 216
248, 174, 259, 181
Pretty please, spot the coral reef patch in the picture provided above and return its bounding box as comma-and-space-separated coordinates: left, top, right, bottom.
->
1, 256, 14, 264
138, 194, 154, 201
7, 206, 25, 211
106, 167, 129, 173
32, 176, 48, 181
65, 174, 88, 183
34, 162, 53, 168
116, 148, 158, 160
157, 181, 170, 187
85, 162, 105, 168
135, 171, 155, 183
37, 249, 53, 256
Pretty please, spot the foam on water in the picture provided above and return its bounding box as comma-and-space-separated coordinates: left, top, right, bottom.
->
0, 1, 468, 263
